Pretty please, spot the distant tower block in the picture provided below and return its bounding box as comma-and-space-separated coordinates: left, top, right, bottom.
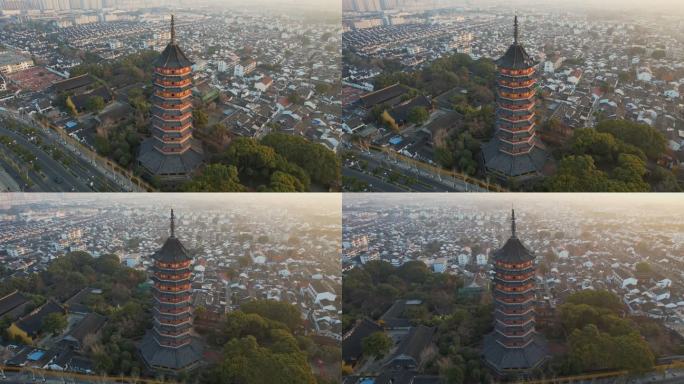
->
139, 209, 203, 374
138, 15, 203, 184
482, 209, 549, 378
482, 16, 549, 182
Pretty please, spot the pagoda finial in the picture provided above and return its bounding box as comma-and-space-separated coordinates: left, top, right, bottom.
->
170, 14, 175, 44
514, 15, 519, 44
170, 209, 175, 237
511, 208, 517, 238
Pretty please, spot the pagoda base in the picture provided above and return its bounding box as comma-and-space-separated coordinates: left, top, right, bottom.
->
139, 331, 204, 375
482, 139, 549, 182
482, 332, 549, 379
137, 138, 204, 184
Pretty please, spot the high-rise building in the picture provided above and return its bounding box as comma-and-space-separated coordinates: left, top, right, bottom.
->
482, 209, 549, 378
139, 209, 203, 374
138, 15, 203, 184
482, 17, 549, 182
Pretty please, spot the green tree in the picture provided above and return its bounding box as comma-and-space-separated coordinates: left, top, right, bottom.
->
193, 108, 209, 129
87, 96, 105, 113
407, 106, 429, 125
241, 300, 303, 332
361, 331, 393, 358
42, 312, 67, 335
182, 164, 246, 192
65, 96, 78, 116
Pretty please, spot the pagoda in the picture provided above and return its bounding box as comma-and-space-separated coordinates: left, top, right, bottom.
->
138, 15, 203, 184
482, 209, 549, 378
482, 16, 548, 182
139, 209, 203, 374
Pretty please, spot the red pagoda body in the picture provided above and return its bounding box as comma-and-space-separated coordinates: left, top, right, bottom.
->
483, 17, 548, 182
139, 209, 202, 373
138, 15, 203, 184
482, 209, 548, 378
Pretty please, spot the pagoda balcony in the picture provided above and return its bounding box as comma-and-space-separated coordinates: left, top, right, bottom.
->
498, 91, 535, 101
154, 294, 191, 303
154, 85, 192, 94
500, 145, 535, 156
497, 78, 536, 88
497, 113, 534, 123
494, 295, 535, 305
155, 78, 192, 87
494, 261, 533, 270
495, 313, 535, 324
495, 321, 535, 333
495, 327, 535, 339
153, 112, 192, 123
154, 272, 192, 281
497, 122, 535, 134
155, 284, 192, 293
498, 102, 535, 112
495, 307, 535, 316
494, 273, 536, 284
156, 312, 192, 322
157, 339, 193, 348
498, 84, 535, 94
499, 134, 535, 147
156, 89, 192, 98
152, 107, 191, 118
154, 327, 193, 338
496, 337, 537, 349
499, 67, 535, 77
153, 266, 191, 275
154, 136, 192, 147
156, 261, 192, 269
155, 322, 192, 333
152, 276, 192, 287
156, 146, 192, 155
154, 286, 191, 296
154, 317, 192, 327
154, 103, 192, 112
155, 67, 192, 76
153, 122, 193, 132
154, 71, 193, 80
494, 283, 535, 294
497, 129, 534, 140
154, 307, 192, 316
494, 266, 536, 275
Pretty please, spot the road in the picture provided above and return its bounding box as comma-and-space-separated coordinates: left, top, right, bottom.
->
0, 110, 129, 192
344, 149, 487, 192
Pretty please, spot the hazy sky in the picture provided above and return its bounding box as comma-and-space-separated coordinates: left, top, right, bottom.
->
343, 193, 684, 216
466, 0, 684, 13
0, 193, 342, 217
203, 0, 340, 12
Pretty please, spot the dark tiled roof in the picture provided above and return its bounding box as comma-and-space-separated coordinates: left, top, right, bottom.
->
389, 95, 432, 124
139, 332, 203, 370
52, 74, 95, 93
62, 312, 107, 347
482, 139, 549, 179
482, 332, 549, 373
387, 325, 435, 367
496, 43, 536, 70
16, 301, 64, 336
137, 137, 204, 177
0, 290, 28, 317
342, 318, 383, 362
155, 43, 193, 69
360, 83, 409, 109
153, 237, 192, 263
493, 237, 535, 263
379, 300, 413, 329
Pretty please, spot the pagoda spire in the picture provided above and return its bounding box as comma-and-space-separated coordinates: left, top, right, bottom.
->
511, 208, 516, 238
170, 209, 175, 238
170, 14, 175, 44
514, 15, 519, 44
